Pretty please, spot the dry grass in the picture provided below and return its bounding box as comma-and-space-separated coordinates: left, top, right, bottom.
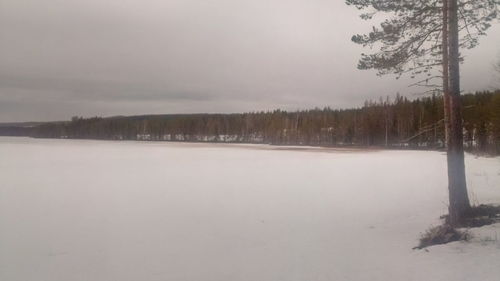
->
440, 204, 500, 228
415, 204, 500, 249
415, 224, 470, 249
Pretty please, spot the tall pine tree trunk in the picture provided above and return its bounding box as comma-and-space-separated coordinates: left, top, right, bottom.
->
442, 0, 451, 147
446, 0, 471, 226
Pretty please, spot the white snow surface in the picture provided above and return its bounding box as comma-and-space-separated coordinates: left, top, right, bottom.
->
1, 137, 499, 281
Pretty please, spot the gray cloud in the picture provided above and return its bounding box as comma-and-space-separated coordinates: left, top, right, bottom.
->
0, 0, 499, 122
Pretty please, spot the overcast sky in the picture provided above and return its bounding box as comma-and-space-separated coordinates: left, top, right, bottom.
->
0, 0, 499, 122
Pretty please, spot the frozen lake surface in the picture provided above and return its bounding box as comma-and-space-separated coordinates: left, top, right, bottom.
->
1, 137, 499, 281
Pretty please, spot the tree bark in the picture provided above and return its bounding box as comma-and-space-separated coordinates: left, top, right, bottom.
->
446, 0, 471, 226
442, 0, 451, 148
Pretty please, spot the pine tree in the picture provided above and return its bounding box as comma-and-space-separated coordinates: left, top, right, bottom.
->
346, 0, 498, 225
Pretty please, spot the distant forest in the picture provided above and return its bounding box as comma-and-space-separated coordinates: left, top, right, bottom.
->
2, 90, 500, 154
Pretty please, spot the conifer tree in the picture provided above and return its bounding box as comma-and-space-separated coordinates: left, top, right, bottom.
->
346, 0, 498, 225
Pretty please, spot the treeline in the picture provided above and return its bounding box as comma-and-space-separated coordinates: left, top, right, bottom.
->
12, 90, 500, 154
0, 122, 44, 136
0, 126, 33, 136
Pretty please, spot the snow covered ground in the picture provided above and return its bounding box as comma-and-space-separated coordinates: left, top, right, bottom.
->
0, 137, 499, 281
